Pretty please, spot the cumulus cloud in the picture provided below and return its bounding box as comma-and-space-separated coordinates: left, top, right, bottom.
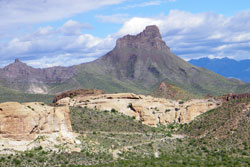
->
58, 20, 92, 36
0, 20, 116, 67
0, 0, 125, 28
115, 17, 164, 36
117, 10, 250, 60
1, 10, 250, 68
24, 53, 98, 68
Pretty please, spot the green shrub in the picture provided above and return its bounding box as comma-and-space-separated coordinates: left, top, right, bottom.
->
111, 108, 118, 113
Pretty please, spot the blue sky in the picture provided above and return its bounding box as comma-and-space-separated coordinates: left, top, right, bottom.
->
0, 0, 250, 67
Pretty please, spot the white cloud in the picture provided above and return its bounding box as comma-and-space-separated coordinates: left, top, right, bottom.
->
116, 17, 164, 36
0, 19, 117, 67
0, 0, 126, 31
1, 10, 250, 68
121, 0, 175, 9
116, 10, 250, 60
96, 14, 130, 24
58, 20, 92, 36
36, 26, 54, 36
24, 53, 98, 68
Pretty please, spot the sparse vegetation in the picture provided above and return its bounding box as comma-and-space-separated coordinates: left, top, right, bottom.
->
1, 99, 250, 166
0, 86, 54, 104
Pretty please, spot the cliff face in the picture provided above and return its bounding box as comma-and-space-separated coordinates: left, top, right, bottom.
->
56, 93, 221, 127
0, 102, 80, 153
116, 25, 168, 50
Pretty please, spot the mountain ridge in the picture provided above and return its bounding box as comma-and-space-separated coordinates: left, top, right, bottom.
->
0, 25, 249, 97
189, 57, 250, 82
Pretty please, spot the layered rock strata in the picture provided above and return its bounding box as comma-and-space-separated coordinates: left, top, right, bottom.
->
57, 93, 221, 127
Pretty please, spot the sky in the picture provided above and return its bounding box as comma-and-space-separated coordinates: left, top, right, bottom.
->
0, 0, 250, 68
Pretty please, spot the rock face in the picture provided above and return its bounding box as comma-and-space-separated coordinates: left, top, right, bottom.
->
116, 25, 167, 50
57, 93, 221, 127
0, 102, 79, 153
223, 93, 250, 101
53, 89, 105, 103
0, 59, 76, 94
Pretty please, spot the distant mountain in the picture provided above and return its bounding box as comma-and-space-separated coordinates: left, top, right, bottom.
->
0, 59, 76, 94
189, 57, 250, 82
0, 25, 249, 98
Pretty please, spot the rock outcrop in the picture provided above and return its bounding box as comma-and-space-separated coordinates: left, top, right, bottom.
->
223, 93, 250, 101
53, 89, 105, 103
116, 25, 168, 50
57, 93, 221, 127
0, 102, 80, 153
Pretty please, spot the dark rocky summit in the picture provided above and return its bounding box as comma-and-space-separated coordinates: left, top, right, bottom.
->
116, 25, 168, 50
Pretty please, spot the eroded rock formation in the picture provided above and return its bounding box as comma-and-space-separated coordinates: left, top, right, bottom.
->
53, 89, 105, 103
0, 102, 80, 153
57, 93, 221, 127
223, 93, 250, 101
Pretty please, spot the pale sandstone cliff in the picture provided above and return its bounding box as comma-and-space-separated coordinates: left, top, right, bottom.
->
57, 93, 221, 127
0, 102, 80, 153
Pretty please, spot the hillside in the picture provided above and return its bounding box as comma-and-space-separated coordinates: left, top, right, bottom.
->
0, 85, 53, 104
189, 57, 250, 82
152, 81, 199, 100
182, 94, 250, 149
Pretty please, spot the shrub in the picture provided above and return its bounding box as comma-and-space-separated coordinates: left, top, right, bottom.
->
179, 101, 185, 104
165, 109, 171, 113
111, 108, 118, 113
12, 158, 21, 165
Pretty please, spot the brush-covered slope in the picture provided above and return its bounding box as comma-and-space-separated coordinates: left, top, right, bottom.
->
0, 85, 53, 104
182, 95, 250, 149
152, 81, 198, 100
78, 25, 250, 96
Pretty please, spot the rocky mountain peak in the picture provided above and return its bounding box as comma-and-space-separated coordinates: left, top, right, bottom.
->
115, 25, 168, 50
3, 59, 30, 71
14, 58, 21, 63
142, 25, 162, 39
